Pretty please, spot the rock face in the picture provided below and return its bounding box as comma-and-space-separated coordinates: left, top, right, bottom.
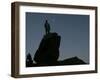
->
34, 32, 61, 65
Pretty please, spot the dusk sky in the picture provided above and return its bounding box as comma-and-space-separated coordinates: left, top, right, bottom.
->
26, 12, 89, 63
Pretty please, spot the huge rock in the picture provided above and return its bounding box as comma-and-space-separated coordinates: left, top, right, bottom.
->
34, 33, 61, 65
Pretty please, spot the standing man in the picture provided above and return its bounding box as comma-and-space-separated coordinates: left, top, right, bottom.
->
44, 20, 51, 35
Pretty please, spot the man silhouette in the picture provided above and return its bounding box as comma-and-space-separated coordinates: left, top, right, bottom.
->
44, 20, 51, 34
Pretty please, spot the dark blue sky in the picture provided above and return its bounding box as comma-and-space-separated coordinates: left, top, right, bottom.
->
26, 12, 89, 63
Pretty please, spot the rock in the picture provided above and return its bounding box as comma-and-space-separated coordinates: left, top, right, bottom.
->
26, 53, 33, 67
58, 56, 86, 65
34, 32, 61, 65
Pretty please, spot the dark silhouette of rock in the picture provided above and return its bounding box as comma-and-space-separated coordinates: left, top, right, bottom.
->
32, 56, 86, 67
26, 20, 87, 67
26, 53, 33, 67
34, 32, 61, 65
58, 56, 86, 65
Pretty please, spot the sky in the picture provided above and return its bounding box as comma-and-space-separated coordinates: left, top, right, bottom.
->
26, 12, 89, 63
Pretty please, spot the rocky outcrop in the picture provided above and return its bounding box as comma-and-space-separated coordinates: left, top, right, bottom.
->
34, 32, 61, 66
26, 33, 87, 67
58, 57, 86, 65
